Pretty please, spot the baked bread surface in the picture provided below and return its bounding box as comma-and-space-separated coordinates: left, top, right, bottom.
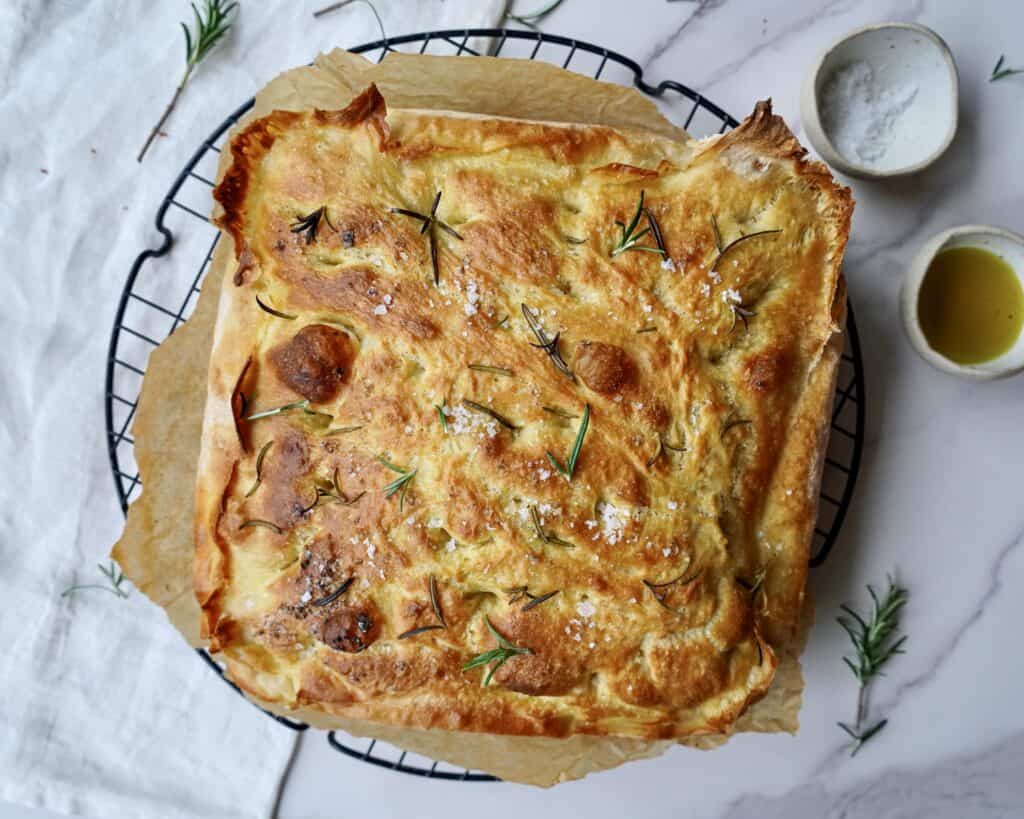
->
198, 85, 852, 739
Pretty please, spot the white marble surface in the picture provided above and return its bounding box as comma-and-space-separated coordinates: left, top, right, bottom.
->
5, 1, 1024, 817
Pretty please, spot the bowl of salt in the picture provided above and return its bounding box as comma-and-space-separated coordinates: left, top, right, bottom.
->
801, 22, 959, 179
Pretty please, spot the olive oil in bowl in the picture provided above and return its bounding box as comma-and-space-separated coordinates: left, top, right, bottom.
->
917, 246, 1024, 365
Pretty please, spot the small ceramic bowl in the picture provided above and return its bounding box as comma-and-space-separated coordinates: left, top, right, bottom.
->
901, 225, 1024, 380
801, 22, 959, 179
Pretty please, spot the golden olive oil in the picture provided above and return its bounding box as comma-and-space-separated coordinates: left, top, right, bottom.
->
917, 246, 1024, 365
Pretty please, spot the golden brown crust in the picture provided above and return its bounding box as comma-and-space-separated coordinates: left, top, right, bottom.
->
196, 89, 852, 739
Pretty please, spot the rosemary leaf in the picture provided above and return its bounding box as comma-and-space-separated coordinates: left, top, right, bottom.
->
255, 296, 297, 320
244, 440, 274, 497
398, 624, 445, 640
390, 191, 463, 286
379, 458, 416, 511
311, 577, 354, 607
637, 325, 657, 334
611, 191, 666, 258
377, 456, 409, 474
722, 418, 752, 437
730, 303, 757, 334
246, 399, 310, 421
429, 574, 447, 628
529, 505, 575, 548
644, 206, 667, 255
504, 586, 531, 604
645, 436, 663, 468
522, 589, 560, 611
709, 218, 782, 273
468, 363, 514, 377
62, 561, 129, 600
462, 616, 531, 686
542, 405, 577, 420
324, 424, 364, 436
290, 206, 335, 245
462, 399, 519, 431
643, 567, 702, 612
239, 519, 283, 534
521, 303, 574, 380
991, 54, 1024, 82
838, 718, 889, 757
545, 403, 590, 480
435, 403, 449, 433
564, 234, 587, 245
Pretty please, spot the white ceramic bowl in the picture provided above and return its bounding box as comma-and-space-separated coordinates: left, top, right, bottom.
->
901, 225, 1024, 379
801, 22, 959, 179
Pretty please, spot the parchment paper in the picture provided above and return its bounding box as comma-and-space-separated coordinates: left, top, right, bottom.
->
112, 49, 807, 786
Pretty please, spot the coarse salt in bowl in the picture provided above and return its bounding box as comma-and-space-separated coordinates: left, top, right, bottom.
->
801, 23, 959, 179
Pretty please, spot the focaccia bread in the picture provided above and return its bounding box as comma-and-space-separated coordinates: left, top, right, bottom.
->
198, 84, 851, 740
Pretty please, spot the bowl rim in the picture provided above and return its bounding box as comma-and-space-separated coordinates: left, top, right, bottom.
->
804, 21, 960, 179
901, 224, 1024, 380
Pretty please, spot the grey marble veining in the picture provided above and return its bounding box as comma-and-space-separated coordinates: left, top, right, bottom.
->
726, 731, 1024, 819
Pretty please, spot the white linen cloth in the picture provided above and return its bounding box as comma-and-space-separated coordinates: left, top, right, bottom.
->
0, 1, 504, 817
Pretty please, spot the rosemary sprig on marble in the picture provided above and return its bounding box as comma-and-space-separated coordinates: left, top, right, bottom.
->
546, 403, 590, 480
379, 456, 416, 511
390, 191, 464, 285
462, 617, 532, 686
245, 440, 274, 497
62, 561, 129, 600
991, 55, 1024, 82
709, 215, 782, 273
611, 191, 666, 258
521, 303, 574, 380
291, 206, 335, 245
836, 576, 908, 756
138, 0, 237, 162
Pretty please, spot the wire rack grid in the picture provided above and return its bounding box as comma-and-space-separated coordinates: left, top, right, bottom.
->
104, 27, 865, 782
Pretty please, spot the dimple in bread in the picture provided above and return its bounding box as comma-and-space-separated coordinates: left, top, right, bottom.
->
197, 84, 852, 740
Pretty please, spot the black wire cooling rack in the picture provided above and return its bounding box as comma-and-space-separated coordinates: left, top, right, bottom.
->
104, 27, 866, 782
